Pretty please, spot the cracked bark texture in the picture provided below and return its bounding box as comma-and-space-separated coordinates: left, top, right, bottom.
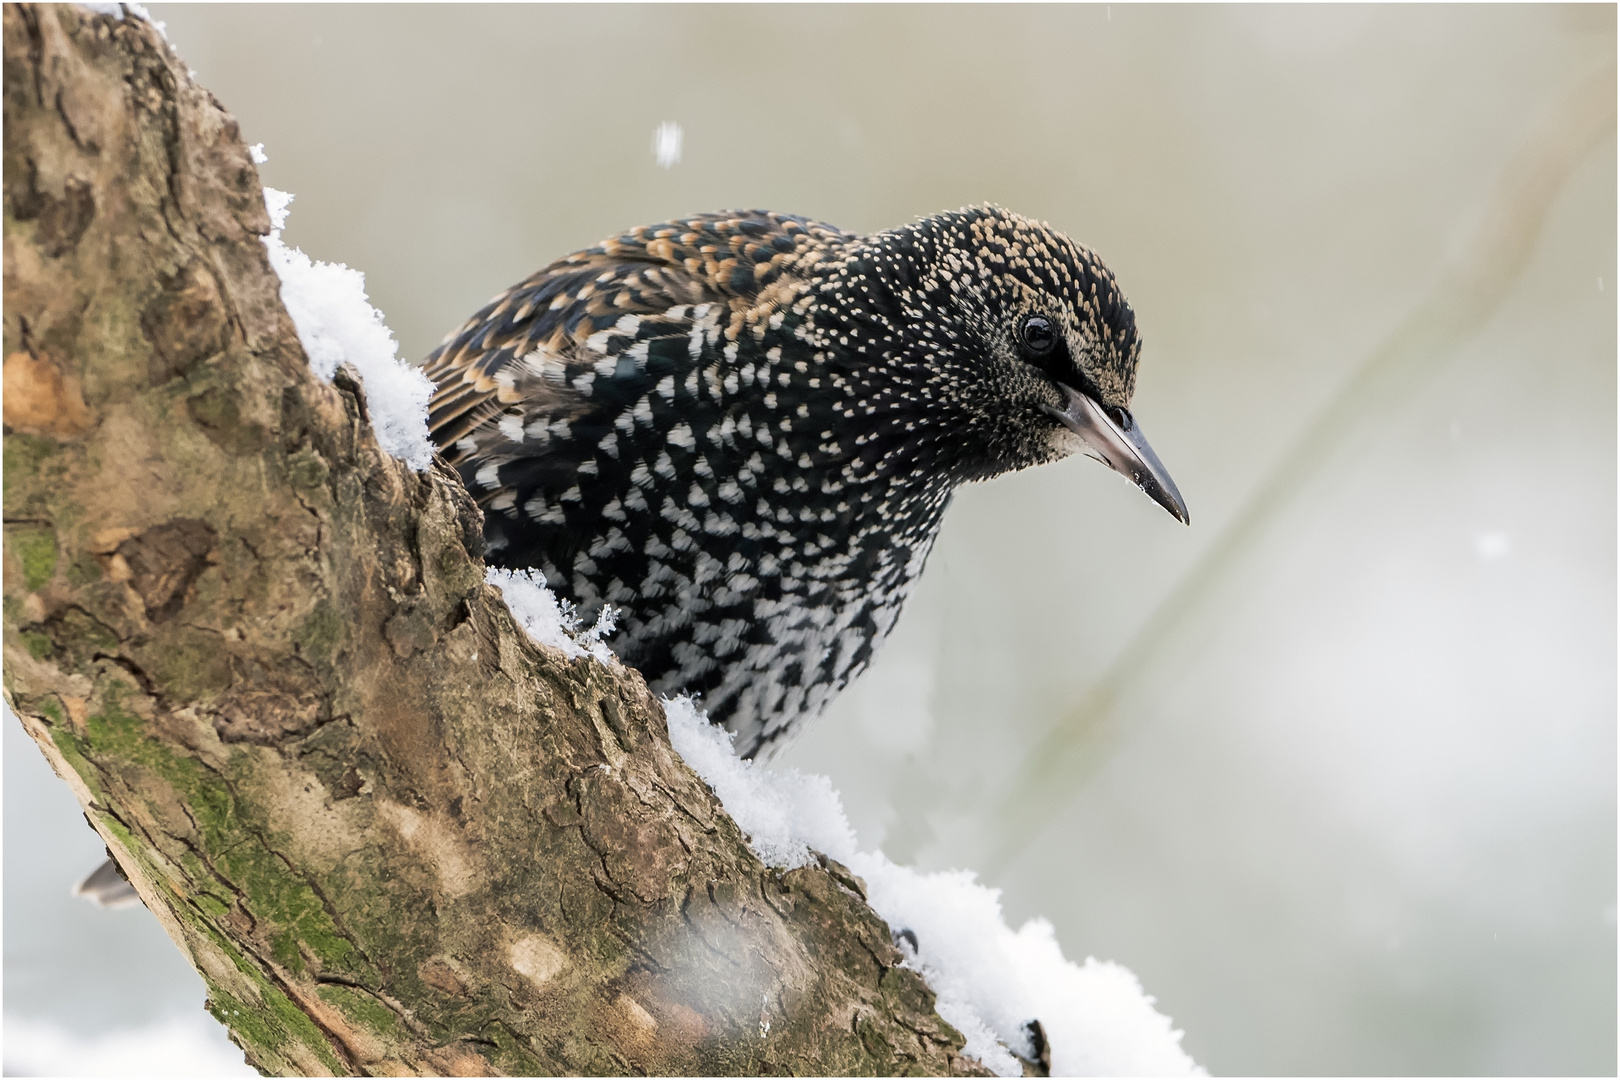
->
1, 7, 990, 1075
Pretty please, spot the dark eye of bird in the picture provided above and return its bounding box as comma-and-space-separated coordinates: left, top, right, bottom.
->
1019, 314, 1056, 356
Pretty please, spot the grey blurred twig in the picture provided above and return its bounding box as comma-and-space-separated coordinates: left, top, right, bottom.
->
985, 57, 1616, 874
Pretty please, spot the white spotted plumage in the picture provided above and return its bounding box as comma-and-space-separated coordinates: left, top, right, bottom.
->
424, 206, 1145, 757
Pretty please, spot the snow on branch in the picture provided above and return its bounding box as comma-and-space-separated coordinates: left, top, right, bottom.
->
664, 698, 1202, 1078
259, 169, 436, 471
501, 578, 1203, 1077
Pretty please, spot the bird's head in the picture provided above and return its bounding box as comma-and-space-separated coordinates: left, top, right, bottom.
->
830, 205, 1188, 524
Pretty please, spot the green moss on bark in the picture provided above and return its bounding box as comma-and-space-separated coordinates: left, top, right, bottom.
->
20, 629, 52, 659
295, 600, 344, 667
8, 523, 58, 591
79, 693, 365, 980
2, 434, 56, 511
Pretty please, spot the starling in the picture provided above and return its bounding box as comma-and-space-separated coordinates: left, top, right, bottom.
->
424, 206, 1186, 758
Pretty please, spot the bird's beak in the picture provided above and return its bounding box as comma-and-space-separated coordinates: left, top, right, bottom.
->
1044, 385, 1189, 524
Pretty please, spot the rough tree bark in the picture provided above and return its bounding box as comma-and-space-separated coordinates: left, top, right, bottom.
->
1, 7, 989, 1075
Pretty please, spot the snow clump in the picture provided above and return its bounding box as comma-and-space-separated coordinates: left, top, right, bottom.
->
661, 697, 856, 870
258, 156, 435, 470
486, 567, 617, 664
664, 697, 1204, 1078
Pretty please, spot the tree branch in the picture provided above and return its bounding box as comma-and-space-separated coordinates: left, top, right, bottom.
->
1, 6, 986, 1074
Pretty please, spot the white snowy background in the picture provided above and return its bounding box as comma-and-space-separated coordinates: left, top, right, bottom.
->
5, 5, 1614, 1076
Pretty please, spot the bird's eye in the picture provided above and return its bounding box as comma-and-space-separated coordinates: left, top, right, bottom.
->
1019, 314, 1056, 356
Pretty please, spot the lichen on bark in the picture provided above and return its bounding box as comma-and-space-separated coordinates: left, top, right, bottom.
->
1, 5, 990, 1075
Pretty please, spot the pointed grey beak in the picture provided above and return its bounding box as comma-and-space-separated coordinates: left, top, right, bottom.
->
1044, 385, 1189, 524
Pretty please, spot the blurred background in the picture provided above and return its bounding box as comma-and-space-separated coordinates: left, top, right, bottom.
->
5, 4, 1614, 1075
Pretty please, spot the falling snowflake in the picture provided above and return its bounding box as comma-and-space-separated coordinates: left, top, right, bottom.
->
653, 121, 682, 168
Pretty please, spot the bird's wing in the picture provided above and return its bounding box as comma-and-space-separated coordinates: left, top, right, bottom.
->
422, 211, 854, 462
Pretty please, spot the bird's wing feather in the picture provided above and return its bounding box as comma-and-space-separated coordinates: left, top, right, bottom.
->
423, 211, 854, 462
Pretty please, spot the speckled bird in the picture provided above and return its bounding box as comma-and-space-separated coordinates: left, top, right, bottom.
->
424, 206, 1187, 758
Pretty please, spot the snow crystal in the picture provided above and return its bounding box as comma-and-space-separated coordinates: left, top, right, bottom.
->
260, 183, 435, 470
664, 698, 1203, 1078
485, 567, 617, 663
